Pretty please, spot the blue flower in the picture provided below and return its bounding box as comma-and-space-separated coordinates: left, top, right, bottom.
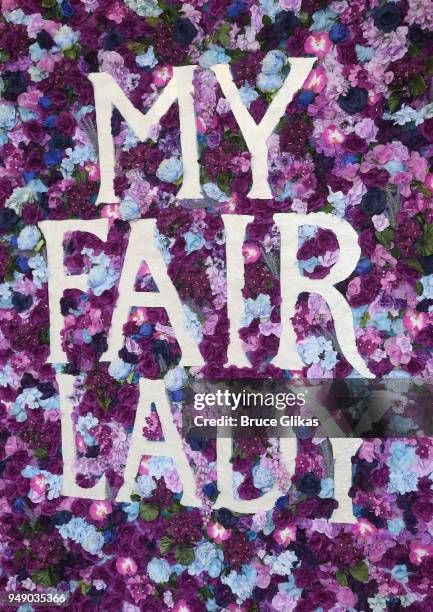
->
17, 225, 41, 250
383, 160, 404, 176
221, 565, 257, 603
164, 367, 187, 391
156, 157, 183, 183
261, 50, 286, 75
242, 294, 273, 326
184, 231, 205, 254
183, 304, 203, 343
147, 557, 172, 583
310, 8, 337, 31
421, 274, 433, 299
53, 25, 79, 49
299, 335, 332, 365
57, 517, 104, 555
355, 44, 375, 63
81, 529, 105, 555
203, 182, 228, 202
44, 149, 63, 166
203, 482, 218, 497
319, 477, 334, 498
189, 541, 224, 578
123, 501, 140, 522
227, 1, 245, 19
148, 456, 174, 479
239, 84, 259, 108
0, 102, 18, 144
329, 24, 349, 43
388, 469, 418, 495
257, 73, 283, 93
296, 90, 315, 108
252, 464, 275, 490
136, 474, 157, 497
136, 46, 158, 68
388, 442, 415, 471
108, 358, 132, 381
124, 0, 162, 18
259, 0, 280, 21
120, 197, 140, 221
199, 45, 230, 68
387, 517, 404, 535
355, 258, 372, 275
4, 9, 27, 25
391, 564, 408, 584
322, 348, 338, 371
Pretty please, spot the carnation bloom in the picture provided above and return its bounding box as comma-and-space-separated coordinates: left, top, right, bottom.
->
242, 242, 261, 264
89, 500, 112, 521
321, 125, 345, 150
30, 473, 46, 495
138, 456, 151, 475
116, 556, 138, 575
207, 522, 232, 543
152, 66, 173, 87
403, 310, 428, 334
303, 66, 327, 93
352, 519, 377, 539
304, 33, 332, 59
409, 542, 433, 566
273, 525, 297, 545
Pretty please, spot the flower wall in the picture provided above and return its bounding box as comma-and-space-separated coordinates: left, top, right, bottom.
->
1, 0, 433, 610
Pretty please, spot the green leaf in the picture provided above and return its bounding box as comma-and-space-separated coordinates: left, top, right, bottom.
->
79, 580, 92, 595
33, 447, 48, 460
419, 224, 433, 256
31, 568, 59, 587
35, 238, 45, 253
218, 24, 232, 47
408, 44, 421, 58
146, 17, 160, 28
63, 44, 81, 60
174, 545, 195, 566
198, 585, 213, 600
350, 561, 369, 583
299, 11, 310, 25
336, 569, 348, 587
387, 91, 402, 113
406, 258, 424, 275
360, 310, 370, 329
390, 246, 401, 260
375, 228, 394, 249
98, 395, 111, 411
426, 56, 433, 76
415, 281, 424, 296
409, 74, 427, 97
139, 503, 159, 521
159, 535, 174, 555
